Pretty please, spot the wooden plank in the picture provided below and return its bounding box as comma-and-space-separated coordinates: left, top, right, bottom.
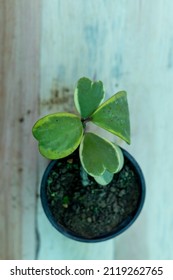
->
112, 0, 173, 259
0, 0, 41, 259
38, 0, 173, 260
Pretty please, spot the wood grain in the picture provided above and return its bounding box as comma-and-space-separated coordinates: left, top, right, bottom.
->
0, 0, 41, 259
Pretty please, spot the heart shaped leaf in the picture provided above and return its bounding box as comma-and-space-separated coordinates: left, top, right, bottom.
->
79, 132, 124, 177
74, 77, 105, 119
91, 91, 130, 144
32, 113, 83, 159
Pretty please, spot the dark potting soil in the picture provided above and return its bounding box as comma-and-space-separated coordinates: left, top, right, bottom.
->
46, 150, 140, 238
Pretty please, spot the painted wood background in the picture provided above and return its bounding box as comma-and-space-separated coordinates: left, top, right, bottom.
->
1, 0, 173, 260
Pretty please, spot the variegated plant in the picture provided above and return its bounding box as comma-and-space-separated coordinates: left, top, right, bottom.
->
32, 77, 130, 185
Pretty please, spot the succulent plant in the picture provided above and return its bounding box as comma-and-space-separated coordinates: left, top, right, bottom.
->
32, 77, 130, 185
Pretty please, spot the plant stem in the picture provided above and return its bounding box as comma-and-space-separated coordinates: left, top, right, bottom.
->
80, 166, 90, 186
81, 117, 92, 131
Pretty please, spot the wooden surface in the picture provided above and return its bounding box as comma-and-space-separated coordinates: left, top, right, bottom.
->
1, 0, 173, 260
0, 0, 41, 259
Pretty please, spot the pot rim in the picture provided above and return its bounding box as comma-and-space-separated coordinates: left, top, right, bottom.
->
40, 148, 146, 243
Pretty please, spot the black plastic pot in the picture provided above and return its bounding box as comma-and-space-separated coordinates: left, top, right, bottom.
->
40, 148, 146, 242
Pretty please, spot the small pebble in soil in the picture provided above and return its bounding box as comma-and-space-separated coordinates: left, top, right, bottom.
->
110, 187, 116, 192
63, 204, 68, 208
87, 217, 92, 223
99, 201, 107, 208
119, 190, 126, 197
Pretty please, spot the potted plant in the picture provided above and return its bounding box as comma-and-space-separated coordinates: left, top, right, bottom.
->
32, 77, 145, 242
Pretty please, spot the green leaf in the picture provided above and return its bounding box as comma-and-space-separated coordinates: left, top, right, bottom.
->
32, 113, 83, 159
94, 170, 114, 186
74, 77, 105, 119
91, 91, 130, 144
79, 132, 124, 177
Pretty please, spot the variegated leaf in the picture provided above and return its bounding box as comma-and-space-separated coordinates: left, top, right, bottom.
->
32, 113, 83, 159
